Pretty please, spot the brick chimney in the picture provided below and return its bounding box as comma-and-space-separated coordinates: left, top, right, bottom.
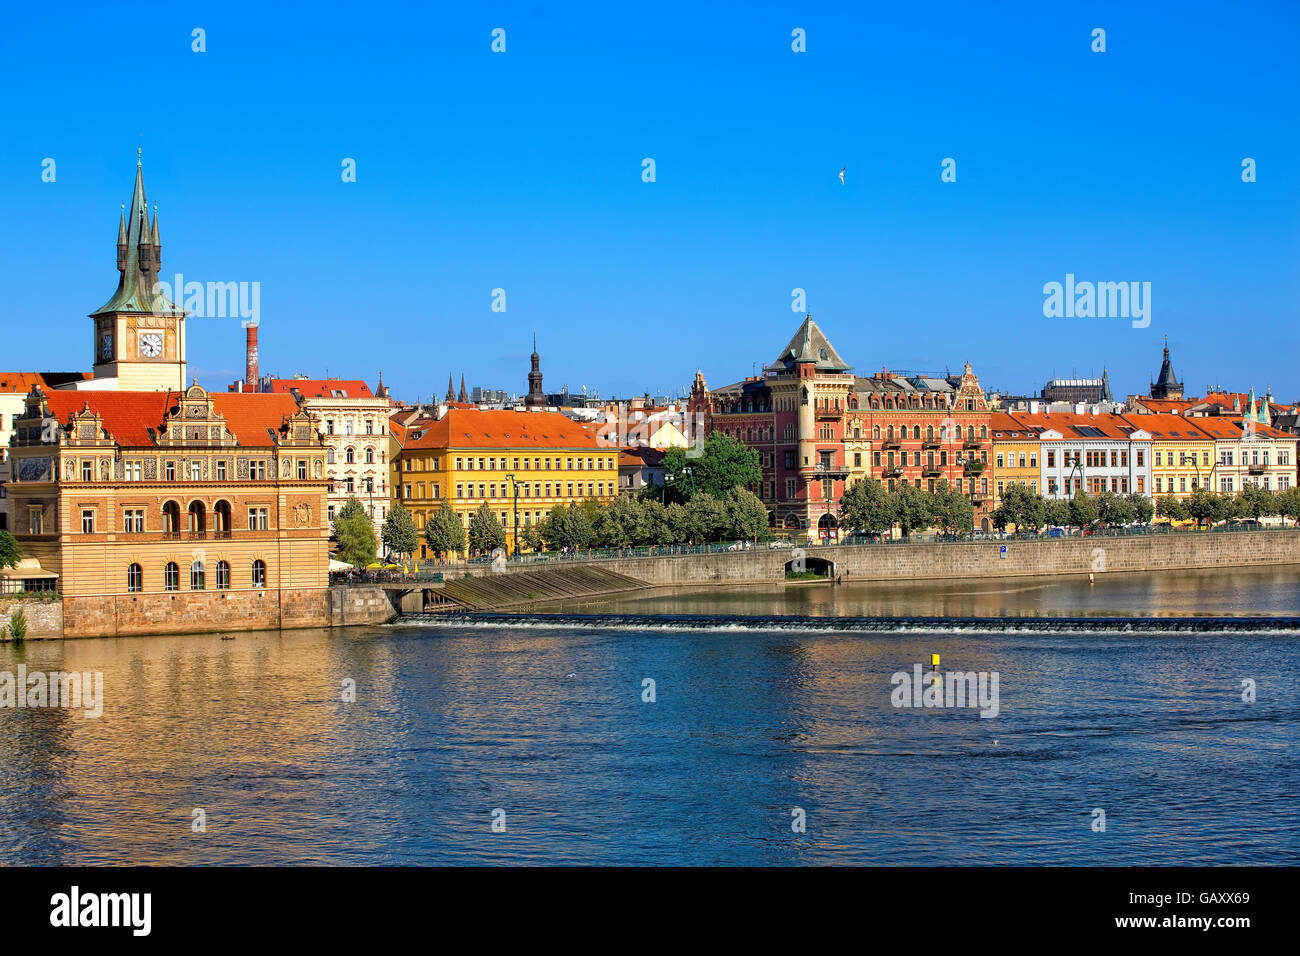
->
243, 320, 259, 390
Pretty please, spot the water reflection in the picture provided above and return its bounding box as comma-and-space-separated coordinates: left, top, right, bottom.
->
1, 615, 1296, 865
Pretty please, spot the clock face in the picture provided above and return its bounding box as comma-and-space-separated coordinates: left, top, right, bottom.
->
139, 332, 163, 358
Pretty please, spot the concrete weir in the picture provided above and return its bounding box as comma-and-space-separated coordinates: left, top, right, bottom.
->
422, 565, 653, 612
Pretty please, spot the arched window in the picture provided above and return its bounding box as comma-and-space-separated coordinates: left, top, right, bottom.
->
873, 425, 881, 440
365, 447, 375, 464
190, 560, 205, 590
327, 448, 336, 464
927, 425, 935, 440
162, 500, 181, 536
216, 560, 231, 590
913, 426, 921, 440
164, 562, 179, 591
127, 563, 143, 593
252, 560, 267, 589
187, 500, 206, 537
214, 500, 232, 536
345, 447, 355, 464
980, 425, 988, 439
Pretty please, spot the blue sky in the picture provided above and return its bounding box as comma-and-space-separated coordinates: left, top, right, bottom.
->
3, 1, 1298, 402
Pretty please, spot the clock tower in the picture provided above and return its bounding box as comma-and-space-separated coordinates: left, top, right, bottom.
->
89, 152, 187, 391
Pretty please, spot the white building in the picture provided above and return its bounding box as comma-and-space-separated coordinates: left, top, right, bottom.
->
1026, 412, 1153, 499
267, 377, 393, 533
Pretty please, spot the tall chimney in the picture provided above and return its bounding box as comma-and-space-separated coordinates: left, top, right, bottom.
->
243, 319, 259, 390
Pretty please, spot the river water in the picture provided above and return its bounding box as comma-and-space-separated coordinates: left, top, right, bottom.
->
2, 567, 1298, 865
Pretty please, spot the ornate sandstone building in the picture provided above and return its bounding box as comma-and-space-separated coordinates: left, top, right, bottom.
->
1, 159, 332, 635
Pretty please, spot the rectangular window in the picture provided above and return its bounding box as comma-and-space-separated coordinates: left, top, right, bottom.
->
215, 460, 227, 480
297, 460, 307, 480
124, 509, 145, 533
248, 508, 269, 530
251, 460, 266, 480
1047, 451, 1056, 468
785, 478, 796, 500
996, 454, 1004, 468
165, 461, 176, 480
82, 509, 94, 533
191, 461, 202, 481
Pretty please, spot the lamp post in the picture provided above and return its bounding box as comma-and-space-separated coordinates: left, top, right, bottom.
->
661, 472, 675, 504
506, 473, 520, 557
681, 466, 696, 497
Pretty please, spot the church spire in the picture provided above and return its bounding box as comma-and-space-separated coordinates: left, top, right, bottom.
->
445, 374, 455, 403
458, 375, 468, 404
92, 152, 177, 317
525, 335, 545, 407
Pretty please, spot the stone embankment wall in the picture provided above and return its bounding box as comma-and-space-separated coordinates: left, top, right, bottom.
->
579, 530, 1300, 587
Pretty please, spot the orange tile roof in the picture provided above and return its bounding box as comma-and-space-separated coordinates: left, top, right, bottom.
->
0, 372, 92, 393
1130, 398, 1198, 413
268, 378, 375, 399
1188, 416, 1296, 441
42, 390, 301, 448
401, 408, 607, 450
990, 412, 1043, 436
1010, 411, 1142, 441
1120, 413, 1215, 441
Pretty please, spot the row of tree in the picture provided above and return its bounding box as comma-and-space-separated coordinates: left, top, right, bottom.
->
839, 478, 975, 537
990, 482, 1300, 532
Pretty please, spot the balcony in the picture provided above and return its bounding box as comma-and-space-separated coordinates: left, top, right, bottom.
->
882, 438, 902, 450
963, 459, 986, 474
922, 438, 941, 449
922, 466, 942, 477
883, 466, 904, 478
963, 439, 983, 450
815, 406, 841, 420
1248, 463, 1265, 475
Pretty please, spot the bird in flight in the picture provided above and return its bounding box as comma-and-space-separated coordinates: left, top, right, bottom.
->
838, 167, 845, 185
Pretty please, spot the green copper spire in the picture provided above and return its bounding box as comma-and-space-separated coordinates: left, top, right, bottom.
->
91, 153, 181, 318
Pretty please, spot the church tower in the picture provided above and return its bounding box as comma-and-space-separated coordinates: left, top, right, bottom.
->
524, 334, 546, 407
89, 151, 187, 391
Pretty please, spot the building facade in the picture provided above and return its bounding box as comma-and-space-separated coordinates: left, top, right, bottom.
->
266, 377, 393, 532
391, 408, 618, 557
3, 384, 329, 634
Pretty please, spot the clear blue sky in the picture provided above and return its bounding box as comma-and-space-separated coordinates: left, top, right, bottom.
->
4, 1, 1298, 402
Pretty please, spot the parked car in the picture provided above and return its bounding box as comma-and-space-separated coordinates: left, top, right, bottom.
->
767, 540, 794, 549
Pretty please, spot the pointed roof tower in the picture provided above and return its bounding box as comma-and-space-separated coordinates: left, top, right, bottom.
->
524, 333, 546, 406
92, 150, 181, 317
1100, 367, 1113, 403
445, 374, 456, 403
766, 315, 851, 373
1150, 336, 1184, 399
458, 375, 468, 404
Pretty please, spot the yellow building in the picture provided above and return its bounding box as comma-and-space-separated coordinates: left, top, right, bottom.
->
990, 413, 1042, 510
391, 408, 619, 557
1125, 413, 1214, 499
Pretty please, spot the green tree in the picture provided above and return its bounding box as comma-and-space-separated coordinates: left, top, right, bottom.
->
1044, 497, 1071, 529
662, 432, 761, 502
1095, 490, 1135, 528
1235, 484, 1276, 521
930, 479, 973, 535
840, 478, 893, 533
381, 503, 418, 561
685, 492, 728, 542
640, 499, 673, 546
1276, 486, 1300, 528
664, 502, 691, 544
997, 483, 1045, 532
468, 502, 507, 555
890, 481, 933, 538
548, 503, 594, 550
1187, 486, 1230, 527
521, 519, 547, 553
424, 505, 467, 559
1126, 492, 1155, 525
1156, 494, 1190, 522
722, 487, 769, 541
1069, 490, 1098, 529
333, 496, 377, 567
0, 530, 21, 570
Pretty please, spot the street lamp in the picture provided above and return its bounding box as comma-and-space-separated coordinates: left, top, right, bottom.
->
505, 473, 520, 557
681, 466, 696, 497
661, 472, 675, 504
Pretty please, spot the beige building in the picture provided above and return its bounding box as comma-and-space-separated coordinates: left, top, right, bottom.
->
267, 377, 393, 532
0, 158, 332, 636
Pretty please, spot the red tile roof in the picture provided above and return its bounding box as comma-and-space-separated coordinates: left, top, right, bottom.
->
0, 372, 92, 393
1010, 411, 1143, 441
268, 378, 375, 399
42, 390, 301, 448
401, 408, 607, 450
1119, 413, 1214, 441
